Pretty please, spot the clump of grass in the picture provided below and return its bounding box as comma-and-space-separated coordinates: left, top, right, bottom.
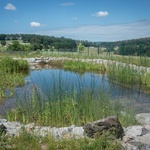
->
0, 57, 29, 102
64, 61, 106, 72
48, 59, 65, 67
0, 57, 29, 73
142, 72, 150, 88
107, 63, 143, 86
6, 85, 136, 127
107, 62, 150, 94
0, 71, 25, 101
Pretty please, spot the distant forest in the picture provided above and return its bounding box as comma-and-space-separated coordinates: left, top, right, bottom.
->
0, 34, 150, 56
100, 37, 150, 57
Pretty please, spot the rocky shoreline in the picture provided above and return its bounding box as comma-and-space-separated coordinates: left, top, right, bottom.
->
1, 113, 150, 150
13, 56, 150, 73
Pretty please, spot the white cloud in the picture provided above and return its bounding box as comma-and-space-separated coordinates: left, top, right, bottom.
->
61, 2, 74, 6
4, 3, 16, 11
92, 11, 109, 17
30, 22, 41, 28
35, 20, 150, 42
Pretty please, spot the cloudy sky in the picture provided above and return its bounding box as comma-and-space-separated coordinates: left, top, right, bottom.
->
0, 0, 150, 41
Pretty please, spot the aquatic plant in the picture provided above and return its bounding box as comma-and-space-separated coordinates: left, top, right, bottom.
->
64, 61, 106, 72
6, 72, 136, 127
107, 63, 144, 86
0, 57, 29, 102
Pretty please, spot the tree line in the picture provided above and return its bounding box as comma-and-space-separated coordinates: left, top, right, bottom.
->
0, 34, 78, 51
0, 34, 150, 56
100, 38, 150, 57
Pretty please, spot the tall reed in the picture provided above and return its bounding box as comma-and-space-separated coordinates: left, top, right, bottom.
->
0, 57, 29, 102
64, 61, 106, 72
6, 71, 136, 127
0, 57, 29, 73
107, 63, 143, 86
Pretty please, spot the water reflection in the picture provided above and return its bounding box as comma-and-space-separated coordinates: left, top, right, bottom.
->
0, 68, 150, 117
26, 68, 150, 101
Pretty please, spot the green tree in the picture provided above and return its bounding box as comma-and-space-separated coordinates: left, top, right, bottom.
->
77, 43, 85, 53
7, 41, 26, 51
1, 40, 6, 46
7, 41, 21, 51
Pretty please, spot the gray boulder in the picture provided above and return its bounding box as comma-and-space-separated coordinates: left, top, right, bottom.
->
26, 58, 35, 63
121, 124, 150, 149
135, 113, 150, 125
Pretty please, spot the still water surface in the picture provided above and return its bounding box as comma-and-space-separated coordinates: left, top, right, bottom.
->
0, 68, 150, 117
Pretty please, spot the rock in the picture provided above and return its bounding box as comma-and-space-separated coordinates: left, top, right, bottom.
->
53, 126, 84, 139
34, 126, 52, 137
29, 65, 36, 70
121, 124, 150, 149
34, 60, 42, 63
3, 121, 22, 136
26, 58, 35, 63
135, 113, 150, 125
0, 124, 7, 135
0, 119, 7, 124
83, 116, 124, 138
34, 125, 84, 139
72, 126, 84, 138
135, 133, 150, 145
121, 141, 150, 150
144, 125, 150, 130
125, 125, 144, 138
24, 123, 35, 131
40, 56, 44, 60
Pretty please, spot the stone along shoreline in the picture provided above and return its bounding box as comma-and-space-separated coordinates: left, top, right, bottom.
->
13, 56, 150, 72
1, 113, 150, 150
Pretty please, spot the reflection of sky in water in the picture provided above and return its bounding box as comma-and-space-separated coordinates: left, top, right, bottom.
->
1, 68, 150, 117
26, 68, 150, 104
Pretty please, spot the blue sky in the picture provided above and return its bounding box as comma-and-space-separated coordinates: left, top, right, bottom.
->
0, 0, 150, 41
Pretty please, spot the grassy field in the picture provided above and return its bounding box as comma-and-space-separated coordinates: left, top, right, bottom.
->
1, 40, 150, 67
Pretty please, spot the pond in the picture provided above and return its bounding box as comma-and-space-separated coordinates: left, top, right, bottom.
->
0, 68, 150, 117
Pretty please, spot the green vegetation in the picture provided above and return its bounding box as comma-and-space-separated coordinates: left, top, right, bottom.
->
64, 61, 106, 72
0, 57, 29, 73
4, 72, 135, 149
0, 34, 150, 149
0, 130, 121, 150
107, 63, 150, 91
0, 40, 6, 46
0, 34, 77, 51
77, 43, 85, 53
1, 34, 150, 57
6, 75, 136, 127
7, 41, 31, 52
0, 57, 29, 102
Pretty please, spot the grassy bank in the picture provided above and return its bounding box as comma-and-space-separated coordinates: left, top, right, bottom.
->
64, 61, 106, 72
0, 57, 29, 102
107, 63, 150, 91
1, 50, 150, 67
